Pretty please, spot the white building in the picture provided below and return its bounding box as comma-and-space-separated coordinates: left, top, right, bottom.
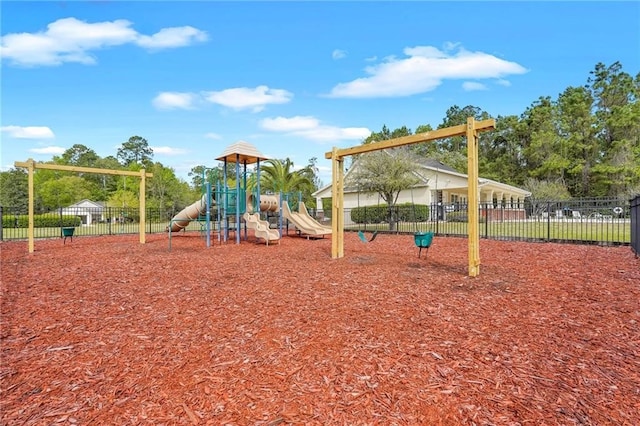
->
60, 199, 106, 225
312, 158, 531, 221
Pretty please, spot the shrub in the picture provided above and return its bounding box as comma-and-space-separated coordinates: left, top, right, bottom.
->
3, 214, 82, 228
396, 203, 430, 222
322, 198, 332, 219
350, 205, 387, 224
351, 204, 430, 224
446, 210, 485, 223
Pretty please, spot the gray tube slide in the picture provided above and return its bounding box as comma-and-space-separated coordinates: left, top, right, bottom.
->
166, 194, 212, 232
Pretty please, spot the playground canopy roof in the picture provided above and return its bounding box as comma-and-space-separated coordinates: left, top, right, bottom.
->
216, 140, 269, 164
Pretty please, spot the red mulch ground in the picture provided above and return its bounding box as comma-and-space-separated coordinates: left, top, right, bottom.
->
1, 231, 639, 425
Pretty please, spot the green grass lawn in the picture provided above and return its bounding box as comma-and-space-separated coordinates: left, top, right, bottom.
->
346, 219, 632, 244
2, 218, 632, 244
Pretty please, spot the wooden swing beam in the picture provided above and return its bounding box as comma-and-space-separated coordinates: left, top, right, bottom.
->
325, 117, 495, 277
14, 159, 153, 253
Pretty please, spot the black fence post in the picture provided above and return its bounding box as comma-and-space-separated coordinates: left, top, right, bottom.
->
108, 207, 113, 235
546, 201, 551, 241
484, 203, 489, 239
631, 195, 639, 257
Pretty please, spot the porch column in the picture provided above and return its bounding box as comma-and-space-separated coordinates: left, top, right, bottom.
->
485, 190, 494, 207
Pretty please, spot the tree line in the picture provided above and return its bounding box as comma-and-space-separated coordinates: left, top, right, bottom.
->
360, 61, 639, 202
1, 61, 638, 215
0, 135, 321, 216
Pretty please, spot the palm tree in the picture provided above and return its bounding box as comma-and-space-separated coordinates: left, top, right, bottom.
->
260, 158, 315, 206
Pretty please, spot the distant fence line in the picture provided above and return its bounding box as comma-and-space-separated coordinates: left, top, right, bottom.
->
0, 198, 636, 247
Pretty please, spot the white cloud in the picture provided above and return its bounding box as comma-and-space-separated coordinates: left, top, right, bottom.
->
462, 81, 488, 91
151, 146, 188, 155
30, 146, 65, 155
259, 115, 370, 143
260, 116, 320, 132
1, 125, 55, 139
152, 92, 196, 110
496, 79, 512, 87
0, 17, 207, 67
328, 44, 528, 98
204, 85, 293, 112
332, 49, 347, 60
136, 26, 207, 49
204, 132, 222, 140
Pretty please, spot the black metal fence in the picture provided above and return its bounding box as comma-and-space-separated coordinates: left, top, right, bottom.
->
0, 206, 171, 241
336, 198, 632, 246
0, 198, 634, 247
631, 195, 640, 256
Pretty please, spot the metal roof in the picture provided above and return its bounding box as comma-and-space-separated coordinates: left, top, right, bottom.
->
215, 140, 269, 164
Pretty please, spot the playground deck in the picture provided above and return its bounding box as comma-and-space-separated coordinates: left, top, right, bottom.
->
1, 232, 638, 424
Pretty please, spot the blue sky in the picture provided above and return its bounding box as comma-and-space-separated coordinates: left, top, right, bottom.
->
1, 1, 639, 185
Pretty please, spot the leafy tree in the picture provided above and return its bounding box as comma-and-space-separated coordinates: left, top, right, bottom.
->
117, 136, 154, 167
520, 96, 568, 182
56, 144, 99, 167
587, 61, 640, 197
479, 115, 527, 185
363, 125, 412, 144
0, 168, 28, 212
346, 149, 420, 231
107, 189, 138, 209
93, 156, 124, 197
53, 144, 108, 198
38, 175, 96, 209
410, 123, 436, 157
189, 164, 226, 190
522, 178, 571, 217
437, 105, 490, 153
556, 86, 599, 197
300, 157, 323, 199
147, 162, 198, 215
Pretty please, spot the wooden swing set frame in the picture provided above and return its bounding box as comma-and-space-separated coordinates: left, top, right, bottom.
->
325, 117, 495, 277
14, 159, 153, 253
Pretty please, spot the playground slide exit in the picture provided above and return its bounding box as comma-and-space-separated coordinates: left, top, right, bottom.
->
282, 201, 332, 236
166, 194, 210, 232
242, 212, 280, 244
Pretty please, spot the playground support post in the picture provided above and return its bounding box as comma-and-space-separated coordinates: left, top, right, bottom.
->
14, 159, 153, 253
331, 147, 345, 258
466, 117, 480, 277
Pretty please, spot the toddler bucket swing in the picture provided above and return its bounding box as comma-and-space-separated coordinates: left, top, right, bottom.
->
410, 168, 434, 259
355, 183, 381, 243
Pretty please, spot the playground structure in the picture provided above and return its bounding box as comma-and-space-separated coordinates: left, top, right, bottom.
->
167, 141, 330, 248
326, 117, 496, 277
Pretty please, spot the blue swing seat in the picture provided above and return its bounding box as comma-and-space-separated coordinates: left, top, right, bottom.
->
358, 230, 378, 243
414, 231, 434, 258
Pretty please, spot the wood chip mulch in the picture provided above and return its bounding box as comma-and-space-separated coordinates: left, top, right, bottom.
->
1, 232, 639, 425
